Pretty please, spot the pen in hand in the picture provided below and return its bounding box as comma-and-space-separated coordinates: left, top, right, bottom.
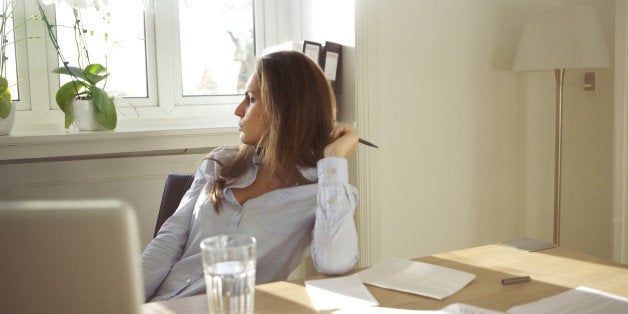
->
329, 124, 378, 148
359, 138, 379, 148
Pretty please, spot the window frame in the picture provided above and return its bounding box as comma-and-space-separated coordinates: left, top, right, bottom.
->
50, 1, 156, 107
154, 0, 258, 108
10, 0, 30, 111
12, 0, 269, 129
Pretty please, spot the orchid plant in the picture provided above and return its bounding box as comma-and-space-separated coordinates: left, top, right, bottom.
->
37, 0, 116, 130
0, 0, 38, 119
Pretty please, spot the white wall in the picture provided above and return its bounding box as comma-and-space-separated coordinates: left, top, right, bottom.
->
358, 0, 616, 261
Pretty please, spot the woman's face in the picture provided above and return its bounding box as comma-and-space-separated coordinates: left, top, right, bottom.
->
235, 74, 265, 145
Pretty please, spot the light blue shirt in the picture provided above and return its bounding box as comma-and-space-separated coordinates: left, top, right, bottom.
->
141, 146, 359, 302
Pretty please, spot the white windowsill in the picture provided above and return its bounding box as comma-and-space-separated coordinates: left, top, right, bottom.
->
0, 117, 241, 163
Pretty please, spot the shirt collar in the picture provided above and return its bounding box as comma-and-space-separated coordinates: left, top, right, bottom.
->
251, 154, 317, 182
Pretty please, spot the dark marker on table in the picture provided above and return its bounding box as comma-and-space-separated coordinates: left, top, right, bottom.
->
359, 138, 379, 148
501, 276, 531, 285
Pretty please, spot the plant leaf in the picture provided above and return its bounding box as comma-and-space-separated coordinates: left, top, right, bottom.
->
56, 81, 85, 128
0, 77, 11, 119
56, 81, 83, 113
84, 73, 109, 85
90, 86, 117, 130
84, 63, 108, 75
64, 111, 73, 129
53, 66, 86, 81
0, 76, 8, 90
83, 64, 109, 85
90, 85, 108, 111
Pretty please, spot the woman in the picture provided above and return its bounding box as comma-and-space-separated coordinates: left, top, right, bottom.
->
141, 50, 359, 302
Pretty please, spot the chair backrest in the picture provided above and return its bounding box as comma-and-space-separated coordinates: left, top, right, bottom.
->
154, 173, 195, 237
0, 199, 143, 314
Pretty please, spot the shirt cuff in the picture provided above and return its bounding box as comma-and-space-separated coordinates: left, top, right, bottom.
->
317, 157, 349, 184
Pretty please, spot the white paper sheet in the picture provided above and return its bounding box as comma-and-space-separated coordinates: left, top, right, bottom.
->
304, 45, 321, 63
305, 274, 379, 311
324, 51, 339, 80
508, 286, 628, 314
357, 256, 476, 300
332, 303, 505, 314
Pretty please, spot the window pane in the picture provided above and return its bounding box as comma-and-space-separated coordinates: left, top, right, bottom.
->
1, 1, 18, 101
55, 1, 147, 98
179, 0, 254, 96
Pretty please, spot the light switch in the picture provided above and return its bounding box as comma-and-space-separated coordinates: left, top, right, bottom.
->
584, 72, 595, 91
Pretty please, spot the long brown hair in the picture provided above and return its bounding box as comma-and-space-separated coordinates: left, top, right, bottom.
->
209, 50, 337, 211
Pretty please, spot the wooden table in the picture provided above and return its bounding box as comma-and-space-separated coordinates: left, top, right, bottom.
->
142, 244, 628, 313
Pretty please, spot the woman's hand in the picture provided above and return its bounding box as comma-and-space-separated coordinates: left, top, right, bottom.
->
324, 124, 359, 158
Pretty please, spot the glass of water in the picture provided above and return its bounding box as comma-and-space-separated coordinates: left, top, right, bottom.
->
200, 234, 257, 314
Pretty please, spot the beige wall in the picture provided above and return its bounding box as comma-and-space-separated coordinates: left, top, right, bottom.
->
615, 0, 628, 264
0, 153, 207, 249
359, 0, 615, 261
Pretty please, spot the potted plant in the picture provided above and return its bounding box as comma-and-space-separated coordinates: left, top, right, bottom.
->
0, 0, 38, 135
0, 76, 13, 136
37, 0, 116, 130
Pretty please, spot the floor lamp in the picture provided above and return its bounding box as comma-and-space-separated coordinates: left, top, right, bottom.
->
513, 5, 611, 246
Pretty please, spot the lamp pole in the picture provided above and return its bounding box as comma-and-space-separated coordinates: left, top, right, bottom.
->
553, 68, 565, 246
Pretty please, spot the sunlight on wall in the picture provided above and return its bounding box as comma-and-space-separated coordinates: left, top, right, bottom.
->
302, 0, 354, 46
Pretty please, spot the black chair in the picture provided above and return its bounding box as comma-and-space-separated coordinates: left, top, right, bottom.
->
153, 173, 195, 237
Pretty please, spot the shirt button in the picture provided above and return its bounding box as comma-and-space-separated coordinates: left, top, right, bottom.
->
327, 167, 335, 174
327, 198, 335, 204
186, 278, 192, 283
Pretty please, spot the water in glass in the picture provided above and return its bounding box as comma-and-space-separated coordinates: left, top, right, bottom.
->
205, 260, 255, 314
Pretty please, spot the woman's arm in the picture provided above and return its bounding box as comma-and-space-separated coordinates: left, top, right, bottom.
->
140, 157, 212, 300
311, 157, 359, 274
311, 124, 360, 274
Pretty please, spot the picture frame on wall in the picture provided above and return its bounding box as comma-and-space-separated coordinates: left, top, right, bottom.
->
303, 40, 323, 66
322, 41, 342, 96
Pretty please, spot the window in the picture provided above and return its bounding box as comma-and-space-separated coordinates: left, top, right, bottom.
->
152, 0, 256, 108
54, 0, 148, 98
5, 25, 18, 101
12, 0, 261, 128
178, 0, 255, 97
2, 0, 20, 101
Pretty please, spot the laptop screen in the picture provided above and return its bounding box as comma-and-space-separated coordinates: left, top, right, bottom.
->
0, 200, 144, 314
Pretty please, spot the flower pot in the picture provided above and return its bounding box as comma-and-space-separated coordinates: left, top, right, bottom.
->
0, 104, 15, 135
71, 99, 106, 131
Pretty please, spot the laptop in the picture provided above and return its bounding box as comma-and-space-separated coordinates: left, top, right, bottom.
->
0, 200, 144, 314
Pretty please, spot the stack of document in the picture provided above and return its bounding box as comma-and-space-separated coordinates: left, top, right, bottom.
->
333, 303, 503, 314
304, 256, 476, 311
508, 286, 628, 313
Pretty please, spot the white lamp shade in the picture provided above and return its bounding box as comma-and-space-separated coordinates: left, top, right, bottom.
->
513, 5, 612, 71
